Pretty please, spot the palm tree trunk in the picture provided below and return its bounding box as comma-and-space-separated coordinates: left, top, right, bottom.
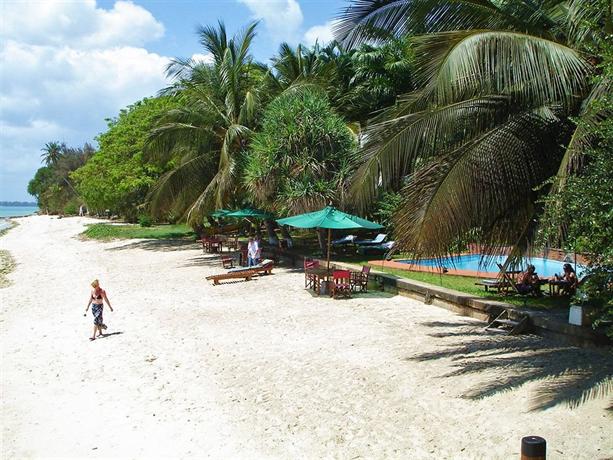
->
317, 228, 327, 255
280, 225, 293, 247
264, 219, 279, 245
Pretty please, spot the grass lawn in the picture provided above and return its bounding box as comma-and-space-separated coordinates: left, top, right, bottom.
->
82, 223, 195, 240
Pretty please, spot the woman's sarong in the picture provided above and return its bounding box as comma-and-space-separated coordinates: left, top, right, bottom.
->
91, 303, 104, 325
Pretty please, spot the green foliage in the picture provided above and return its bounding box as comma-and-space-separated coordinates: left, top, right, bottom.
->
243, 90, 357, 214
373, 191, 403, 234
82, 223, 194, 240
138, 214, 153, 227
72, 97, 180, 220
63, 201, 78, 216
540, 18, 613, 337
27, 144, 92, 213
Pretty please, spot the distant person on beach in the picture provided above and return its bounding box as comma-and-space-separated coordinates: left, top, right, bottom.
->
84, 279, 113, 341
79, 205, 84, 216
516, 264, 541, 295
247, 236, 259, 267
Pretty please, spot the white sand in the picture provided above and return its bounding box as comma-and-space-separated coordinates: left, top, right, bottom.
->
1, 215, 611, 459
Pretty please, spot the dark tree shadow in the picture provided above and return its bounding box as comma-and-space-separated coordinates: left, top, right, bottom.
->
106, 239, 197, 252
408, 321, 613, 411
180, 255, 238, 268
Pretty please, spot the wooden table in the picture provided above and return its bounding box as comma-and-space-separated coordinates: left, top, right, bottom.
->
548, 279, 571, 296
201, 238, 223, 253
305, 267, 332, 295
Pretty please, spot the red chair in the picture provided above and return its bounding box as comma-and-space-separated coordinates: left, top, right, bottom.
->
304, 258, 320, 289
351, 266, 371, 293
330, 270, 352, 299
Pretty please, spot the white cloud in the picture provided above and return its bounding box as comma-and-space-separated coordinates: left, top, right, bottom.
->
238, 0, 303, 43
0, 1, 169, 200
191, 53, 214, 64
1, 0, 164, 49
304, 20, 337, 47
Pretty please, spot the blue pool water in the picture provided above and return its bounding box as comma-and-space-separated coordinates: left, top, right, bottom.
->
397, 254, 582, 278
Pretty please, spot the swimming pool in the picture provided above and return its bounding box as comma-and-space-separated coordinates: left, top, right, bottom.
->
396, 254, 582, 278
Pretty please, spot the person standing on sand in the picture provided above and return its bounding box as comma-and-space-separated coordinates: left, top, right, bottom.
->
84, 279, 113, 341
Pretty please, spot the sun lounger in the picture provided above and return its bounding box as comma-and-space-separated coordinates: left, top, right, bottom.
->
206, 259, 274, 285
331, 235, 356, 246
354, 233, 387, 246
357, 241, 394, 255
474, 278, 510, 294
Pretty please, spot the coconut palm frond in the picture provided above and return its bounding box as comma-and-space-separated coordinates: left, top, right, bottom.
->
392, 107, 568, 259
552, 76, 613, 191
147, 154, 217, 218
413, 30, 592, 108
144, 115, 217, 164
197, 20, 228, 64
567, 0, 611, 46
349, 95, 515, 211
335, 0, 507, 48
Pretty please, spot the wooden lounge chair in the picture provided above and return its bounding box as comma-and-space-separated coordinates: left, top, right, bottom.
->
330, 270, 352, 299
350, 265, 370, 293
497, 263, 544, 297
206, 259, 274, 285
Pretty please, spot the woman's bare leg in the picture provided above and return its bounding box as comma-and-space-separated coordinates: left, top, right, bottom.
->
91, 325, 97, 340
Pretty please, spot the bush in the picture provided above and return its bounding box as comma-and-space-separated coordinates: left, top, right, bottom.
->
64, 202, 78, 215
138, 214, 152, 227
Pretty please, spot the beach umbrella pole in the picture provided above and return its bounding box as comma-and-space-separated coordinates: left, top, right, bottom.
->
327, 228, 331, 270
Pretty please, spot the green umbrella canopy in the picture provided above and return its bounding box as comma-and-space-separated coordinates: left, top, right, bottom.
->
276, 206, 383, 230
277, 206, 383, 271
225, 207, 273, 219
209, 209, 232, 218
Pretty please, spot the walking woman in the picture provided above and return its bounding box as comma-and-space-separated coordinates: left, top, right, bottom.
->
84, 279, 113, 341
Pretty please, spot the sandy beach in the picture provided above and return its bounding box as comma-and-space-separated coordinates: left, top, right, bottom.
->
1, 215, 611, 459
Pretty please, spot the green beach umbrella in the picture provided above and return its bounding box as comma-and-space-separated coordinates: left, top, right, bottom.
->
210, 209, 232, 218
225, 207, 273, 219
277, 205, 383, 269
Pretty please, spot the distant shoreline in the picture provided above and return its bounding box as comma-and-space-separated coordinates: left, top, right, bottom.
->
0, 202, 37, 207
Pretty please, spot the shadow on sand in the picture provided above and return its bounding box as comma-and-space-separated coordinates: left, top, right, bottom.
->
106, 239, 197, 252
408, 320, 613, 411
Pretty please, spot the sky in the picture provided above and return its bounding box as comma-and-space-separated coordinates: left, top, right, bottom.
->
0, 0, 347, 201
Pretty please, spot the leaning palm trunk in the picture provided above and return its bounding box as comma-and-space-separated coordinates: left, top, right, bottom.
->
264, 219, 279, 246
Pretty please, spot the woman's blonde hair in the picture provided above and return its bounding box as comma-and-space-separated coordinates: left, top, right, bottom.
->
91, 279, 99, 288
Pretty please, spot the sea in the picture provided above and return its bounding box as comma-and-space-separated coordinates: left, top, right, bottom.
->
0, 205, 39, 231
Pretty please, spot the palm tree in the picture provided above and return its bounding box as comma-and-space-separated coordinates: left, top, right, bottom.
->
41, 141, 63, 166
335, 0, 612, 261
145, 21, 264, 223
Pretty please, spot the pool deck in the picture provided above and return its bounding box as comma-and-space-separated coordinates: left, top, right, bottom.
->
267, 248, 609, 347
369, 258, 500, 278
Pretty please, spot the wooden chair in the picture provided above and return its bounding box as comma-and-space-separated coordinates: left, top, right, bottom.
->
304, 258, 320, 289
351, 266, 370, 293
221, 255, 234, 269
330, 270, 352, 299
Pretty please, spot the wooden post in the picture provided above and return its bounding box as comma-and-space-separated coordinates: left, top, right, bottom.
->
326, 228, 331, 270
521, 436, 546, 460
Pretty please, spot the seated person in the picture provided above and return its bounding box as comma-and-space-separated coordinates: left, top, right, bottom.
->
560, 263, 579, 295
516, 264, 541, 295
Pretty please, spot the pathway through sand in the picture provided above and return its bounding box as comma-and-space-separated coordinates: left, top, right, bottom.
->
1, 215, 611, 459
